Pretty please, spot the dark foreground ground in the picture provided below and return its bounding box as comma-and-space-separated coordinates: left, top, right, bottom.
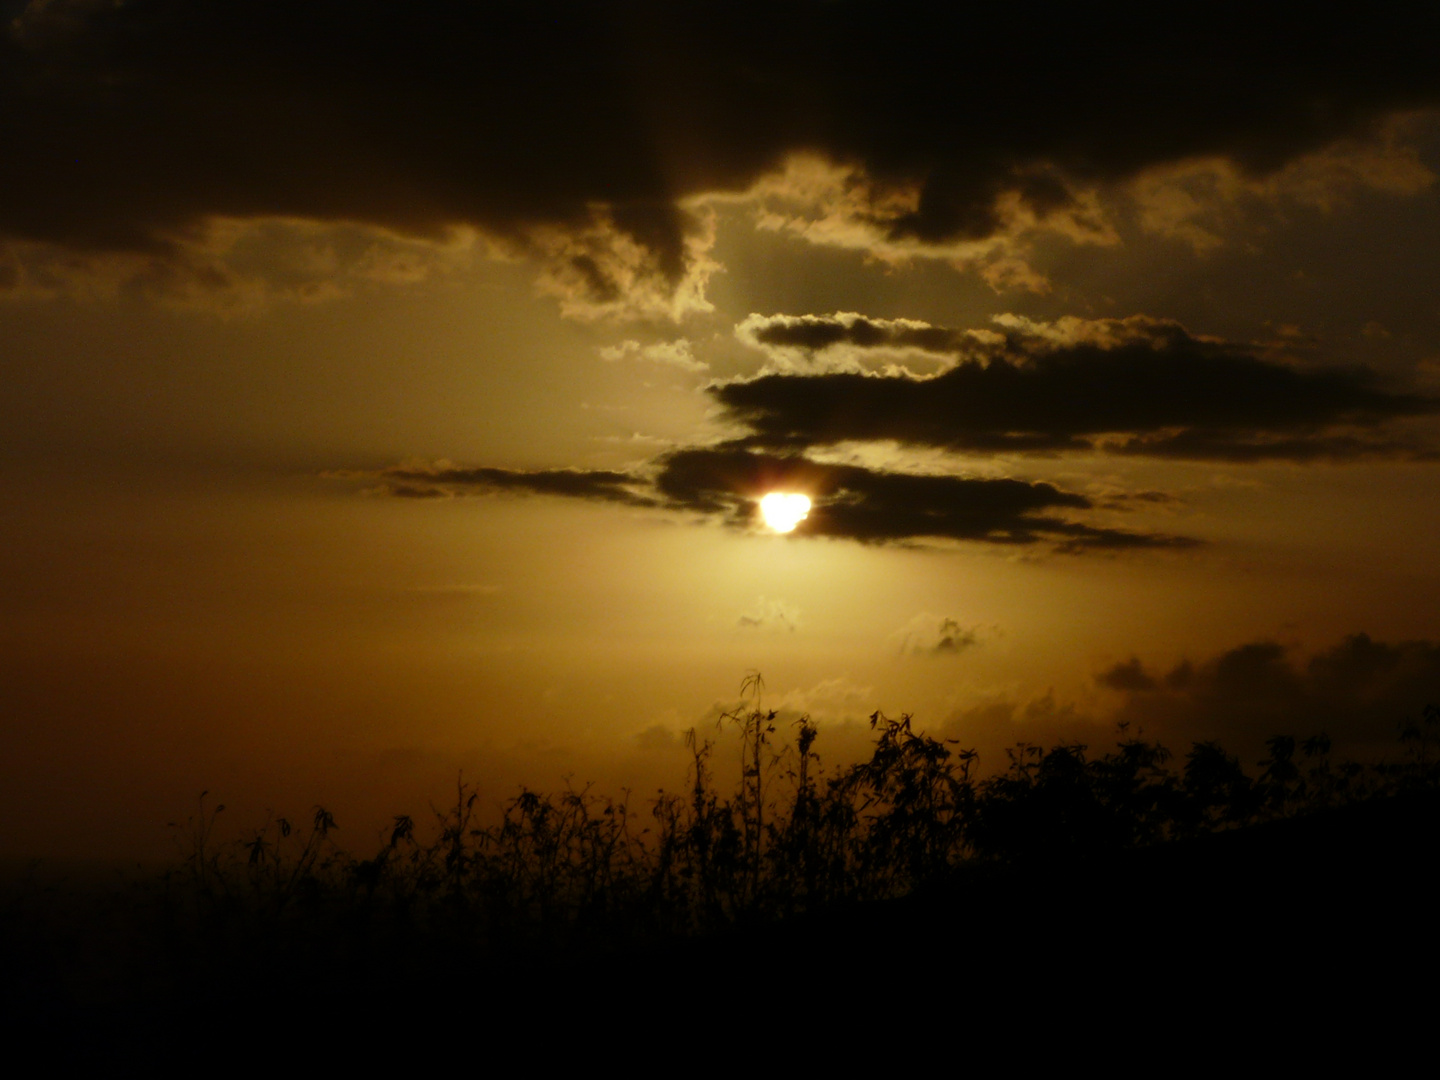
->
5, 790, 1437, 1069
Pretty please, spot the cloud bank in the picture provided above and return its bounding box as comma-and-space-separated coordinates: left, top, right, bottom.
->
1098, 634, 1440, 751
347, 446, 1196, 552
6, 2, 1440, 306
723, 314, 1439, 461
344, 306, 1440, 552
945, 634, 1440, 758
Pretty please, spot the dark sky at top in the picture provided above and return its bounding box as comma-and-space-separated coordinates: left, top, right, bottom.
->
6, 1, 1440, 264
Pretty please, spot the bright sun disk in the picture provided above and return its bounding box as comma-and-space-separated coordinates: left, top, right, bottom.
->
760, 492, 811, 533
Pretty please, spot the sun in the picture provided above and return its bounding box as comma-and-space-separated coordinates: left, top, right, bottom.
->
759, 492, 811, 533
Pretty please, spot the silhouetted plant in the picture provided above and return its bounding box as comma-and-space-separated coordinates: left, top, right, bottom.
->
1178, 741, 1255, 835
51, 688, 1439, 999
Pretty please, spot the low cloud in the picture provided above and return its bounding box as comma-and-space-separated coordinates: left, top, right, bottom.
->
600, 337, 708, 372
650, 446, 1193, 550
738, 597, 800, 633
338, 444, 1197, 553
893, 614, 983, 657
733, 310, 992, 373
770, 677, 877, 727
739, 311, 976, 356
1095, 657, 1158, 692
346, 462, 658, 507
633, 723, 684, 751
722, 314, 1438, 461
1093, 489, 1182, 512
1099, 634, 1440, 752
947, 633, 1440, 761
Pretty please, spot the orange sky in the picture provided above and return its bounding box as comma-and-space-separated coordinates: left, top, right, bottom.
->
5, 3, 1440, 858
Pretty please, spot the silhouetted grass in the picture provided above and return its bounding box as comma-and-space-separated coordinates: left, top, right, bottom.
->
6, 689, 1440, 1062
140, 694, 1440, 948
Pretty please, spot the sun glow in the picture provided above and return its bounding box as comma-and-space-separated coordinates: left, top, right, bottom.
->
759, 492, 811, 533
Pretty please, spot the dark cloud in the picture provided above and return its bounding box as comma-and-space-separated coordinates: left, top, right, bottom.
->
933, 619, 978, 655
896, 616, 981, 657
343, 446, 1196, 552
1100, 634, 1440, 752
385, 483, 450, 500
721, 315, 1439, 460
371, 464, 657, 506
652, 446, 1192, 549
1095, 657, 1158, 692
744, 313, 968, 355
1098, 490, 1181, 512
1109, 429, 1439, 463
4, 1, 1440, 280
948, 634, 1440, 761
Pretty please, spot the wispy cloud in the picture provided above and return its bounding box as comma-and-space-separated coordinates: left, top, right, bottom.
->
599, 337, 708, 372
892, 614, 986, 657
738, 597, 800, 633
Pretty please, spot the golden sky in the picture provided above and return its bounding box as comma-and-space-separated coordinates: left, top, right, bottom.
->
5, 2, 1440, 858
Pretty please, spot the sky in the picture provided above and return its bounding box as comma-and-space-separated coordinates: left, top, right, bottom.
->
5, 1, 1440, 859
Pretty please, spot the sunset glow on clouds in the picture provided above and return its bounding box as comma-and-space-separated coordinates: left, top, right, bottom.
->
5, 1, 1440, 857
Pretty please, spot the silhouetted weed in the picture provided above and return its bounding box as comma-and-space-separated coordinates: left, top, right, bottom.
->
128, 690, 1440, 963
7, 684, 1439, 1060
